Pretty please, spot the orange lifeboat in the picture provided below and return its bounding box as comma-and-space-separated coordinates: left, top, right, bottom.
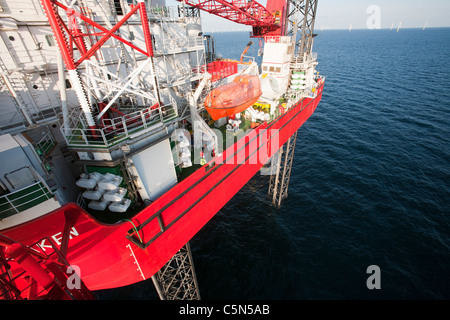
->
204, 75, 262, 120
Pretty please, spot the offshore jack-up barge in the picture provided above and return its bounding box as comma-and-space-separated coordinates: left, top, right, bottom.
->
0, 0, 324, 299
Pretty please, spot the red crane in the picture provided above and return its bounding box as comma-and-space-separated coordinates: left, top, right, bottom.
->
176, 0, 286, 37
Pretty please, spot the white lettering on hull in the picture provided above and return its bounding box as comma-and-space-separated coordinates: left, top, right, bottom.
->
34, 227, 80, 252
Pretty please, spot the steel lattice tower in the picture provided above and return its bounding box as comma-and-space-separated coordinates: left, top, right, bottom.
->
285, 0, 318, 58
151, 242, 201, 300
268, 0, 318, 206
268, 131, 298, 207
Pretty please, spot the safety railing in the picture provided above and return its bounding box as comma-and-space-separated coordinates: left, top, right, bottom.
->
291, 52, 318, 69
286, 74, 325, 105
0, 181, 53, 219
148, 5, 200, 19
35, 131, 55, 156
154, 35, 203, 54
148, 5, 177, 18
61, 102, 178, 148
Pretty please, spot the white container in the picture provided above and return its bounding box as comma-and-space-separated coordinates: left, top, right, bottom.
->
76, 172, 103, 189
98, 173, 123, 190
82, 188, 104, 200
109, 199, 131, 213
76, 177, 96, 189
103, 187, 127, 202
88, 199, 110, 211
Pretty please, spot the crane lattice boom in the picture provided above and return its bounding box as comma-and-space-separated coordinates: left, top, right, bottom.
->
176, 0, 280, 36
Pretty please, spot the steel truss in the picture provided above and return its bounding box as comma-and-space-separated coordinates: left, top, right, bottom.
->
285, 0, 318, 58
40, 0, 159, 129
268, 130, 298, 207
176, 0, 280, 36
151, 242, 201, 300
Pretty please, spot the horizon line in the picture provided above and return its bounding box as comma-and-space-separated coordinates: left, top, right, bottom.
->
203, 26, 450, 33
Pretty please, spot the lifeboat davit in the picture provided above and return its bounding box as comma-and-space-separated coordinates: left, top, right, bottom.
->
204, 75, 262, 120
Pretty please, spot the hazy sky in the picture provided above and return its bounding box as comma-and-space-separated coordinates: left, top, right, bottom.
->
315, 0, 450, 30
166, 0, 450, 32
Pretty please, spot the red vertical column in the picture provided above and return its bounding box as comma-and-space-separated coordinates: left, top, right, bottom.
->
40, 0, 97, 134
137, 1, 154, 57
40, 0, 76, 70
68, 11, 88, 55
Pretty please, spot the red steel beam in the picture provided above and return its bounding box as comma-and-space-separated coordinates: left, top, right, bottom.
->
40, 0, 154, 69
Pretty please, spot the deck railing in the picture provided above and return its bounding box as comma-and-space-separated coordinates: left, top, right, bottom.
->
0, 181, 53, 219
154, 35, 203, 54
35, 131, 55, 156
290, 52, 318, 69
149, 5, 200, 19
61, 101, 178, 148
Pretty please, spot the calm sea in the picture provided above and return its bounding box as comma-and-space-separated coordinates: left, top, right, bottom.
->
98, 28, 450, 300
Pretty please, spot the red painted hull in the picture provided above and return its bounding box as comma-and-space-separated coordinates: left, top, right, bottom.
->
1, 80, 324, 291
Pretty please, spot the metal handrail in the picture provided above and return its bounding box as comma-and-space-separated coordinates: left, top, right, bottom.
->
0, 181, 53, 216
35, 131, 55, 155
61, 102, 178, 148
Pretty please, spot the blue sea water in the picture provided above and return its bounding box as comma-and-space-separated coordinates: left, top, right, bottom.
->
99, 28, 450, 300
